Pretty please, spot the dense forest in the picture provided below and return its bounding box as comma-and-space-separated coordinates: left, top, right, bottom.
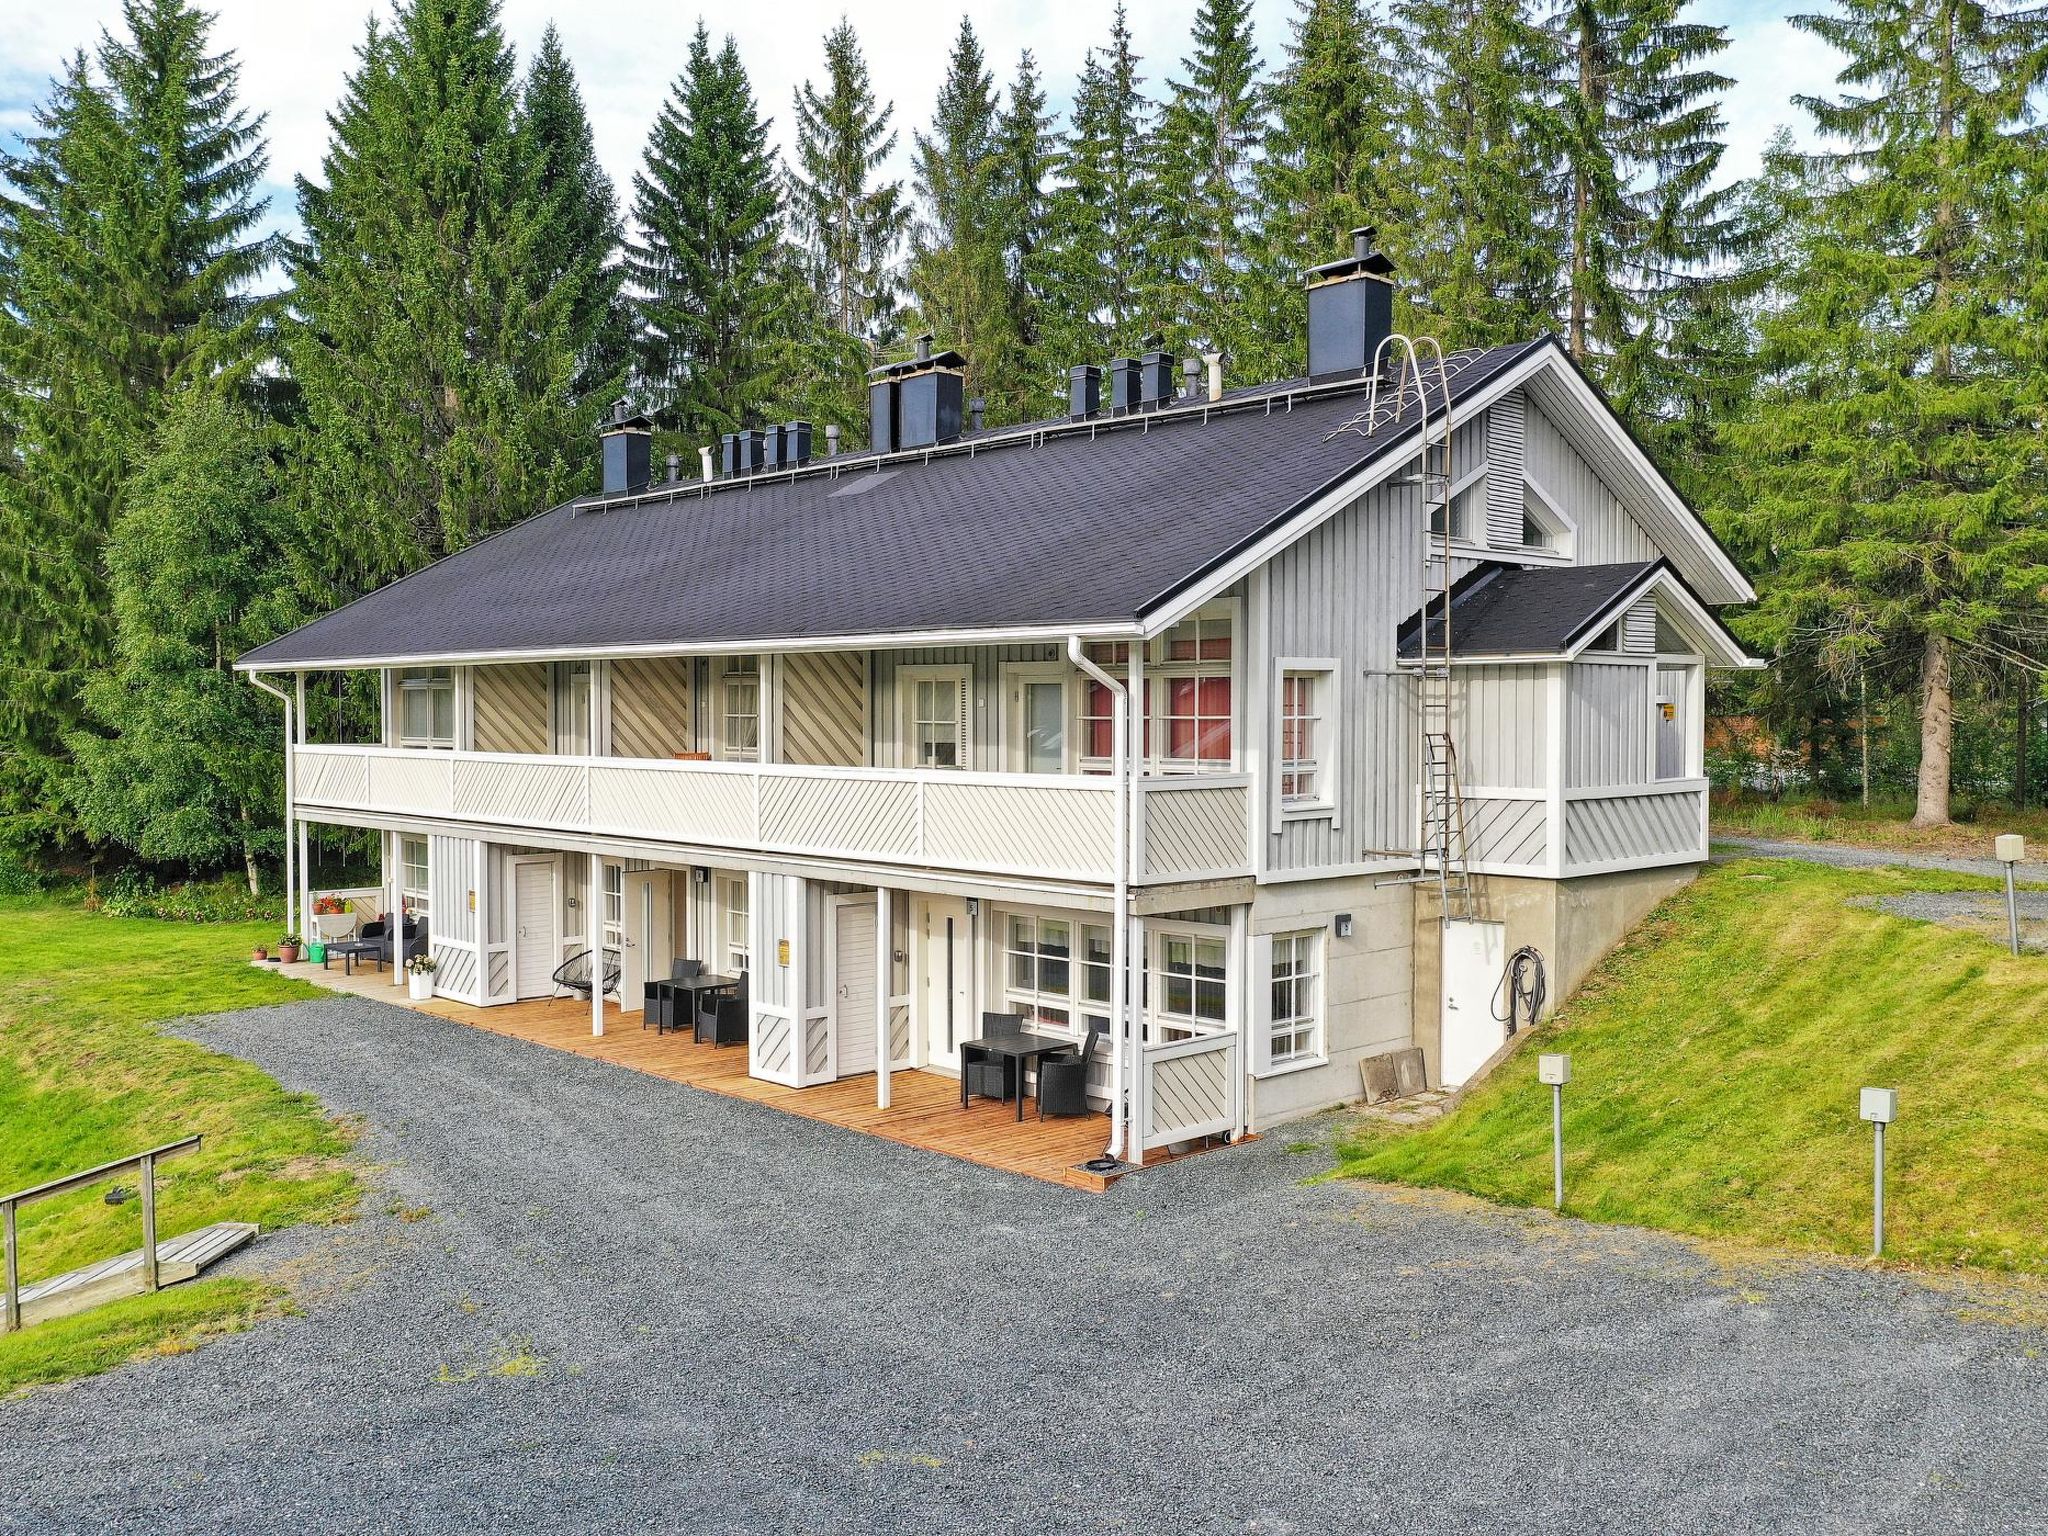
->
2, 0, 2045, 891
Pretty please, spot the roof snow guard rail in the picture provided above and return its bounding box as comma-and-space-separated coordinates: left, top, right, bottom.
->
569, 346, 1517, 519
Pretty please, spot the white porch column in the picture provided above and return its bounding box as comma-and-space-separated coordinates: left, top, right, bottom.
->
1125, 639, 1146, 1164
590, 854, 605, 1037
876, 886, 893, 1109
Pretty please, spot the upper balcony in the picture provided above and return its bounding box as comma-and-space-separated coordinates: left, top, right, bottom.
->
291, 744, 1252, 889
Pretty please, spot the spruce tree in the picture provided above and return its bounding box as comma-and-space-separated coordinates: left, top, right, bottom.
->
991, 51, 1060, 419
789, 21, 907, 354
71, 392, 297, 890
1041, 5, 1167, 371
287, 0, 591, 606
1151, 0, 1266, 359
1717, 0, 2048, 826
907, 19, 1012, 408
627, 27, 806, 446
520, 24, 629, 409
1547, 0, 1735, 424
1245, 0, 1400, 381
1396, 0, 1566, 345
0, 0, 269, 864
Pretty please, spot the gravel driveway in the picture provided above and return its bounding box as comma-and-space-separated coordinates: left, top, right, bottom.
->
7, 994, 2048, 1534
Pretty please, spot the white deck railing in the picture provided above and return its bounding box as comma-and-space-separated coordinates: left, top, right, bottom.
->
1136, 1031, 1242, 1156
292, 744, 1250, 888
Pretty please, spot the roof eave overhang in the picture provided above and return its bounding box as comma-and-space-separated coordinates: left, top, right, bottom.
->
234, 617, 1146, 675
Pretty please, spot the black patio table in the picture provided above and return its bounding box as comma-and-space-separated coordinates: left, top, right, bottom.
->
958, 1030, 1071, 1121
644, 972, 743, 1034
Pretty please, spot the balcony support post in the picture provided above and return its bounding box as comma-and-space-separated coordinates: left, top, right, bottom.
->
876, 886, 893, 1109
1070, 634, 1133, 1163
251, 674, 295, 940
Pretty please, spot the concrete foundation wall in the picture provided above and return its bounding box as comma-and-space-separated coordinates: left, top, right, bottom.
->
1246, 876, 1414, 1129
1411, 862, 1698, 1086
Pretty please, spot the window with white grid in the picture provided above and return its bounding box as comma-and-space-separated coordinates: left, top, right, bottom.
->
1268, 931, 1322, 1066
400, 837, 430, 916
1152, 929, 1228, 1041
398, 668, 456, 748
718, 875, 750, 977
1001, 912, 1113, 1036
1280, 669, 1331, 809
719, 657, 760, 761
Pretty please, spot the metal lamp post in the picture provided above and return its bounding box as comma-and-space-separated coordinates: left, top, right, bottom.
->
1539, 1053, 1571, 1210
1860, 1087, 1896, 1258
1996, 835, 2026, 957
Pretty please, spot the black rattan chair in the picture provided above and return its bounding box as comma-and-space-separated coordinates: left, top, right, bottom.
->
1037, 1020, 1107, 1119
698, 995, 748, 1047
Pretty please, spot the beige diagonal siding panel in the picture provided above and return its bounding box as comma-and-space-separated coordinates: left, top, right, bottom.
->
612, 657, 693, 760
473, 664, 548, 754
781, 652, 868, 767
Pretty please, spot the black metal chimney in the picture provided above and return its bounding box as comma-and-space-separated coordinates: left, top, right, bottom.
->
1305, 226, 1396, 383
1109, 356, 1141, 414
1139, 336, 1175, 409
599, 400, 653, 495
783, 420, 813, 467
871, 333, 967, 450
969, 397, 985, 433
1069, 365, 1102, 420
868, 374, 899, 454
722, 430, 763, 478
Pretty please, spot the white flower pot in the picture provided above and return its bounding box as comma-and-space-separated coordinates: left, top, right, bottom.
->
408, 972, 435, 1002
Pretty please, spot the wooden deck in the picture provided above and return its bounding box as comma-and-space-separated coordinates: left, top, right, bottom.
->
15, 1221, 257, 1329
274, 960, 1134, 1190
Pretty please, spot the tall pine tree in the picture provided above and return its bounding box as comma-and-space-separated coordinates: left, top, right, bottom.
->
628, 26, 810, 446
990, 51, 1060, 419
906, 19, 1013, 408
1718, 0, 2048, 826
1548, 0, 1735, 427
1151, 0, 1266, 359
520, 24, 629, 409
1245, 0, 1400, 381
286, 0, 594, 608
0, 0, 269, 864
789, 22, 906, 352
1041, 5, 1167, 370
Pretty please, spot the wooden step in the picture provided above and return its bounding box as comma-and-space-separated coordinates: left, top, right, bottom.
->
12, 1221, 258, 1330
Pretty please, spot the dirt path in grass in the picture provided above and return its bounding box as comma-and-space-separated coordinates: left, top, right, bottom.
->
1713, 834, 2041, 880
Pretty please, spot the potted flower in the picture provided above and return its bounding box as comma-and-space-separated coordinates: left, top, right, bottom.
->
312, 894, 347, 916
252, 943, 270, 962
278, 933, 302, 964
406, 952, 439, 1001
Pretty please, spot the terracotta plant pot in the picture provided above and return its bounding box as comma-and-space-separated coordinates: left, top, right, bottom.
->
278, 943, 301, 964
253, 946, 270, 961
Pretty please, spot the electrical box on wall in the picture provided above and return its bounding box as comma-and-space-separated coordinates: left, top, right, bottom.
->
1333, 913, 1354, 939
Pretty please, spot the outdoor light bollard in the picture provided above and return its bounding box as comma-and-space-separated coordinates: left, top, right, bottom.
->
1539, 1054, 1571, 1211
1861, 1087, 1897, 1258
1996, 835, 2027, 957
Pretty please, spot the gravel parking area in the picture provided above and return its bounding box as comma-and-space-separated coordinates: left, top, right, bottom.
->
1714, 834, 2042, 880
7, 994, 2048, 1533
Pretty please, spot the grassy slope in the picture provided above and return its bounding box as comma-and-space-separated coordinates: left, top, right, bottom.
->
0, 897, 358, 1392
1338, 860, 2048, 1271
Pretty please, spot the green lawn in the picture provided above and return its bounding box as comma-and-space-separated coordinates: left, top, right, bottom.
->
0, 896, 359, 1393
1337, 859, 2048, 1272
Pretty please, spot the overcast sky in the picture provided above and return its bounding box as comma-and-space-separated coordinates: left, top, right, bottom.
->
1, 0, 1840, 247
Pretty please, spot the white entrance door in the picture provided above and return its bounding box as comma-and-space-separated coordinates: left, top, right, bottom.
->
620, 869, 674, 1013
512, 859, 560, 1000
833, 897, 879, 1078
917, 895, 974, 1069
1440, 918, 1506, 1087
1003, 664, 1070, 773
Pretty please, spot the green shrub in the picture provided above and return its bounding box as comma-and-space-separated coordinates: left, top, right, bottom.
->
96, 870, 283, 924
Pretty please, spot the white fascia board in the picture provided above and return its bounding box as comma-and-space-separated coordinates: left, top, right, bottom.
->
1138, 349, 1549, 638
1559, 568, 1753, 669
236, 619, 1144, 675
1519, 359, 1754, 605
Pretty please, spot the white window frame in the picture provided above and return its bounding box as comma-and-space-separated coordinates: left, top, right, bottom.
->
713, 656, 762, 762
1001, 662, 1074, 774
399, 836, 430, 916
998, 906, 1113, 1038
600, 860, 623, 952
1079, 598, 1241, 777
897, 664, 973, 771
1517, 471, 1577, 559
716, 874, 750, 977
1266, 929, 1325, 1071
1148, 923, 1230, 1043
397, 667, 457, 750
1275, 658, 1339, 821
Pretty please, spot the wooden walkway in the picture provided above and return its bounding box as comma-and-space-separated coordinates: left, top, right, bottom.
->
275, 960, 1135, 1190
16, 1221, 257, 1329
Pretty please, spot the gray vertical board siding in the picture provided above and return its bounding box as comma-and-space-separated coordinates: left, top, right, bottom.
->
871, 643, 1061, 771
1450, 664, 1549, 788
1566, 662, 1651, 788
1524, 401, 1656, 564
1266, 476, 1423, 871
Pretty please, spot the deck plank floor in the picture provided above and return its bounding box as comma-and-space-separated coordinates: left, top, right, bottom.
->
272, 960, 1129, 1189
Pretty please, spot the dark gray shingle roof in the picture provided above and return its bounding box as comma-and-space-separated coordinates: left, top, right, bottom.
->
241, 338, 1547, 669
1397, 560, 1663, 659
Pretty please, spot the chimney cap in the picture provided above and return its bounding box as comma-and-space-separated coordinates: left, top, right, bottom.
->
1306, 226, 1396, 284
602, 397, 653, 434
868, 344, 968, 380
